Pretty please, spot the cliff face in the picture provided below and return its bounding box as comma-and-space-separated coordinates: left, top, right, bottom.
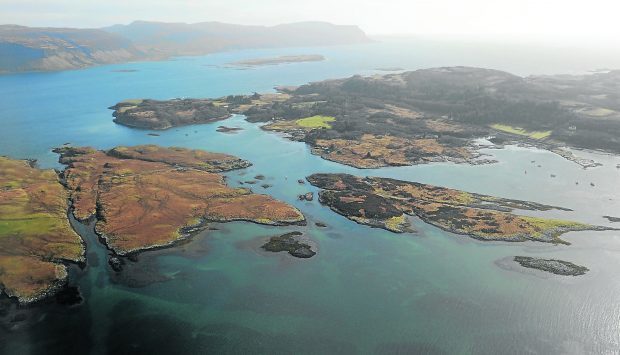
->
0, 21, 371, 73
0, 25, 144, 73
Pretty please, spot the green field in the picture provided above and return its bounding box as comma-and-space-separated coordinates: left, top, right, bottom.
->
121, 98, 144, 105
295, 115, 336, 129
490, 124, 552, 139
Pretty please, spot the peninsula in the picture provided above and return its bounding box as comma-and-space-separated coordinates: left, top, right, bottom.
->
110, 99, 231, 130
56, 145, 305, 255
306, 173, 612, 243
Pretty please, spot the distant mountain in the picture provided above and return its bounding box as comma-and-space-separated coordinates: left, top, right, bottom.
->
0, 25, 144, 73
0, 21, 371, 73
103, 21, 370, 56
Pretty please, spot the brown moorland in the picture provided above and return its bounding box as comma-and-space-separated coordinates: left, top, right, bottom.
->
0, 157, 84, 303
56, 145, 304, 255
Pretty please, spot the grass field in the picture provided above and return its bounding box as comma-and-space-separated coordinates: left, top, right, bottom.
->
295, 115, 335, 129
121, 98, 144, 105
490, 124, 552, 139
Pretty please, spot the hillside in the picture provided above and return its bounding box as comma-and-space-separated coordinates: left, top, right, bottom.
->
103, 21, 370, 56
0, 25, 144, 73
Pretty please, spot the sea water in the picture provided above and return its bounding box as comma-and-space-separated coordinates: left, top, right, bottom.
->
0, 37, 619, 354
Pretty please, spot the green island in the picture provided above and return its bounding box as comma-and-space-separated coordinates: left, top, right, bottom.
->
306, 173, 614, 243
111, 67, 620, 168
0, 146, 305, 303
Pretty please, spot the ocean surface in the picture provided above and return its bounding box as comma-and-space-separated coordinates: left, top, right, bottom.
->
1, 37, 620, 354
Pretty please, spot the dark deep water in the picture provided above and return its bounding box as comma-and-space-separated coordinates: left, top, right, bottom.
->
1, 38, 620, 354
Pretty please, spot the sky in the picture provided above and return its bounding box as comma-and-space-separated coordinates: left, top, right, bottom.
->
1, 0, 619, 39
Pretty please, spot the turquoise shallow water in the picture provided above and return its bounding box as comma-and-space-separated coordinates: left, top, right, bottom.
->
1, 38, 620, 354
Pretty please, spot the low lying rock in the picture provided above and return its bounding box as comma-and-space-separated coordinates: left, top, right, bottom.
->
109, 257, 123, 272
298, 192, 314, 201
514, 256, 588, 276
216, 126, 243, 134
262, 232, 316, 258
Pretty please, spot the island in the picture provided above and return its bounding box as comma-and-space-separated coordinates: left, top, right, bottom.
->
56, 145, 305, 255
513, 256, 589, 276
261, 232, 316, 258
0, 146, 305, 304
228, 55, 325, 67
111, 67, 620, 168
306, 173, 613, 243
0, 157, 84, 304
216, 126, 243, 134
